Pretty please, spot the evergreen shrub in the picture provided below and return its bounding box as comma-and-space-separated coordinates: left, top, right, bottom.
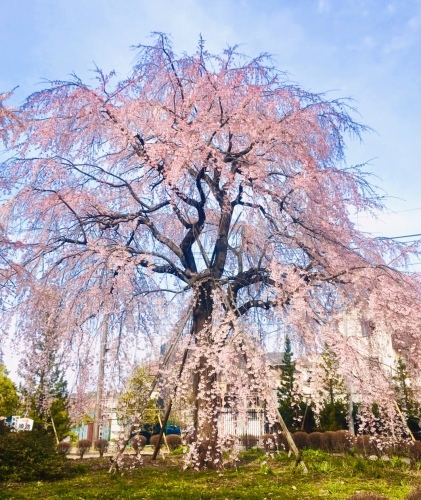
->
0, 428, 67, 482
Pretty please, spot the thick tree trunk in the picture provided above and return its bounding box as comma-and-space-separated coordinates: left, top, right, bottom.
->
191, 281, 222, 470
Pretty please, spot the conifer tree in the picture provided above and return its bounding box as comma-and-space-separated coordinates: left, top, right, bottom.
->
393, 357, 420, 438
48, 369, 71, 441
278, 336, 304, 431
20, 329, 71, 440
318, 344, 348, 431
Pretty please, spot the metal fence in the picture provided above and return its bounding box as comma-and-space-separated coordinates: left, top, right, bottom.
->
217, 409, 266, 437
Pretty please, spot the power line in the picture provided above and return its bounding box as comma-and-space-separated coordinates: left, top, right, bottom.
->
354, 206, 421, 219
376, 233, 421, 240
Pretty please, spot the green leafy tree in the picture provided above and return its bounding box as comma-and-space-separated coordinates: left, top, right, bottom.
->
393, 357, 420, 437
0, 365, 19, 418
318, 344, 348, 431
117, 366, 159, 431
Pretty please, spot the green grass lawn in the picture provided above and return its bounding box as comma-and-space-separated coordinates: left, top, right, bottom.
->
1, 449, 421, 499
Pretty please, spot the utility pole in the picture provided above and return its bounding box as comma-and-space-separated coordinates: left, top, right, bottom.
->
93, 313, 109, 443
347, 378, 355, 435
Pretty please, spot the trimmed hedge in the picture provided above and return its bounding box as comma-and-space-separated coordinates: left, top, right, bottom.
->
408, 441, 421, 463
320, 431, 336, 452
277, 432, 290, 452
165, 434, 182, 450
240, 434, 258, 449
332, 430, 354, 452
77, 439, 92, 458
131, 434, 147, 452
308, 431, 323, 450
292, 431, 310, 450
57, 441, 71, 456
355, 435, 378, 456
149, 434, 162, 448
94, 438, 109, 457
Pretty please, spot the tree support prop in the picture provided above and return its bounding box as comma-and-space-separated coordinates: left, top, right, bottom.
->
394, 400, 416, 442
275, 407, 308, 473
152, 400, 173, 460
152, 334, 191, 460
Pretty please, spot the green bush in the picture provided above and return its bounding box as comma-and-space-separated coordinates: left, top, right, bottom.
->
319, 400, 348, 431
170, 445, 185, 455
0, 428, 67, 482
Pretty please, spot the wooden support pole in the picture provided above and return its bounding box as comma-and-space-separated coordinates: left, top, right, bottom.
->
394, 400, 416, 442
275, 407, 308, 473
50, 414, 60, 445
300, 403, 308, 432
152, 335, 191, 461
157, 411, 170, 453
152, 401, 173, 460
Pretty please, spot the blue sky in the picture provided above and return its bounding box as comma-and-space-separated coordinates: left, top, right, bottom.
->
1, 0, 420, 239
